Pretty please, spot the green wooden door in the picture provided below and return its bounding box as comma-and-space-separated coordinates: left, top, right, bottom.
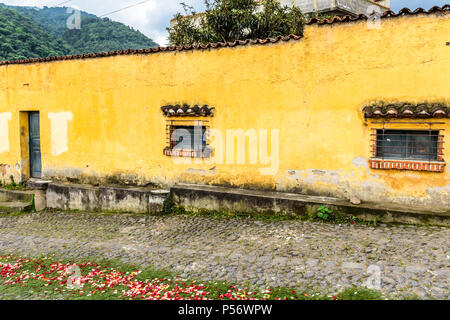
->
28, 112, 42, 178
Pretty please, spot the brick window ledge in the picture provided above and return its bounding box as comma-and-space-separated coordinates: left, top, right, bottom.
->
369, 158, 446, 172
163, 147, 212, 158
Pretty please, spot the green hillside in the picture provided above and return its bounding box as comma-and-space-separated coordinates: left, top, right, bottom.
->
0, 6, 71, 61
61, 16, 159, 54
0, 4, 158, 61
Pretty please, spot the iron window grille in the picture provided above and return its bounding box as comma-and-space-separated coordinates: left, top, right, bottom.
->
371, 129, 444, 162
164, 120, 212, 158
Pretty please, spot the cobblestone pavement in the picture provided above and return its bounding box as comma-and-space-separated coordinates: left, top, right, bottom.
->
0, 212, 448, 299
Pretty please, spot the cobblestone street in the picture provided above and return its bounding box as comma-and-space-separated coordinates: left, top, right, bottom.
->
0, 212, 448, 299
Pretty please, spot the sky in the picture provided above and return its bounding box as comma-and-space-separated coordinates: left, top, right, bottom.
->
0, 0, 448, 46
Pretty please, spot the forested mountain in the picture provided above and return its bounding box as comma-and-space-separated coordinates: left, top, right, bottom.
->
0, 6, 71, 60
0, 4, 158, 61
61, 16, 158, 54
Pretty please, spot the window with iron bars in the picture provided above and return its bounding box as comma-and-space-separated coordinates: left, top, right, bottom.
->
163, 120, 212, 158
369, 123, 446, 173
375, 130, 441, 161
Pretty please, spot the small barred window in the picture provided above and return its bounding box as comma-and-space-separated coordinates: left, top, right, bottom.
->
376, 130, 439, 161
369, 128, 445, 172
163, 121, 212, 158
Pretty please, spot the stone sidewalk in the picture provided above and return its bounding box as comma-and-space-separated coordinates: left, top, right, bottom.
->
0, 212, 448, 299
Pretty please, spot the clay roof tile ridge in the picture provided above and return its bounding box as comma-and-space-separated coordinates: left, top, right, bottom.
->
0, 5, 448, 66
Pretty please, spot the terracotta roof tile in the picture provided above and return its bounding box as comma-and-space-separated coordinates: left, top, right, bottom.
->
0, 5, 448, 66
161, 104, 215, 117
363, 103, 450, 119
305, 5, 449, 25
0, 34, 302, 66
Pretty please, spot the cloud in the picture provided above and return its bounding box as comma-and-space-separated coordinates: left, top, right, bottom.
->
1, 0, 447, 46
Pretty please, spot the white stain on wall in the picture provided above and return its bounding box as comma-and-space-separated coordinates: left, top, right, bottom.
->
0, 112, 11, 153
48, 112, 73, 156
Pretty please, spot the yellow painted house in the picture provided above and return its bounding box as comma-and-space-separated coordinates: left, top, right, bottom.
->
0, 7, 449, 210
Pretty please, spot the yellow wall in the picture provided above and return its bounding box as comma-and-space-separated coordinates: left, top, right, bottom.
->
1, 13, 449, 209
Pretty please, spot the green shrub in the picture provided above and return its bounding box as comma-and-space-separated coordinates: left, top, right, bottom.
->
316, 205, 332, 221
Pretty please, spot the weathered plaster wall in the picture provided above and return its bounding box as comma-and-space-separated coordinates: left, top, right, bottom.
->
0, 13, 449, 208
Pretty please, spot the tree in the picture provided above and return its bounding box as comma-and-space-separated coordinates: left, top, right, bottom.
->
168, 0, 305, 46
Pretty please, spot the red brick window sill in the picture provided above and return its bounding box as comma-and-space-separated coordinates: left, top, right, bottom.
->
369, 158, 446, 172
163, 147, 212, 159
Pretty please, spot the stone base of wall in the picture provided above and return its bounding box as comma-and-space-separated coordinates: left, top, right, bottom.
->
0, 189, 34, 213
4, 181, 449, 226
171, 183, 450, 227
46, 183, 170, 214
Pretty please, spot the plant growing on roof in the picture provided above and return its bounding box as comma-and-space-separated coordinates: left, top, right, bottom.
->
168, 0, 306, 46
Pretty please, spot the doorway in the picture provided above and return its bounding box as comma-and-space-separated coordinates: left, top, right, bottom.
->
28, 112, 42, 178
